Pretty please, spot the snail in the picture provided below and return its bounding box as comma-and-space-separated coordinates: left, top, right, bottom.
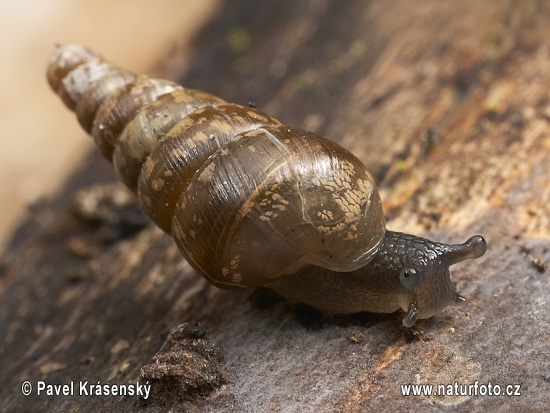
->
47, 44, 487, 327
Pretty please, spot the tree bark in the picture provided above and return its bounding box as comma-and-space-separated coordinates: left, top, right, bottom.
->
1, 0, 548, 411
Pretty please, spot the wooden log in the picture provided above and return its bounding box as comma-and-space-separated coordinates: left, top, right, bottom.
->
1, 0, 548, 411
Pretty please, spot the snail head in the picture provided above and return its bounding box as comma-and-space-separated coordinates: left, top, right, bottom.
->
392, 233, 487, 327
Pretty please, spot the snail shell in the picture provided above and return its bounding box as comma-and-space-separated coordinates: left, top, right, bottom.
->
48, 45, 487, 326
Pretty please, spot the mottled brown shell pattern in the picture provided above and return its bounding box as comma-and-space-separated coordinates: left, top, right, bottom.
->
47, 44, 385, 290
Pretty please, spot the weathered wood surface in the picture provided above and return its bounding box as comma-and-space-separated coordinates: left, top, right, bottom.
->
1, 0, 548, 411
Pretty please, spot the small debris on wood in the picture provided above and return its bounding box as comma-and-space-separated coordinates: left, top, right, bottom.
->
72, 183, 136, 222
530, 256, 548, 273
70, 183, 150, 247
348, 330, 365, 344
401, 324, 429, 343
140, 322, 228, 406
520, 246, 548, 273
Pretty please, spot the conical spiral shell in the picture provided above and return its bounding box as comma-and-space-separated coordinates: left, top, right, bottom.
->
47, 44, 385, 290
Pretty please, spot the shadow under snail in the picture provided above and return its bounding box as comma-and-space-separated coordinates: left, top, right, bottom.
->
47, 44, 487, 327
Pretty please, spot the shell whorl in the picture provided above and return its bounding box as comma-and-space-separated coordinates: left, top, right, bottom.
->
48, 44, 385, 289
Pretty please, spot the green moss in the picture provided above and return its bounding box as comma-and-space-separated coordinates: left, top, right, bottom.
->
227, 27, 252, 54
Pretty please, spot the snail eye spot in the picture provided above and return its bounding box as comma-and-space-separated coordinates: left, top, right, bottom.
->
400, 267, 422, 290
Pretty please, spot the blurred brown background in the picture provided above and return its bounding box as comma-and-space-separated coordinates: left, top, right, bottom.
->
0, 0, 217, 250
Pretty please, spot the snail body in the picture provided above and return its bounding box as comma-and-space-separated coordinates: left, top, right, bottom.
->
48, 45, 487, 326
